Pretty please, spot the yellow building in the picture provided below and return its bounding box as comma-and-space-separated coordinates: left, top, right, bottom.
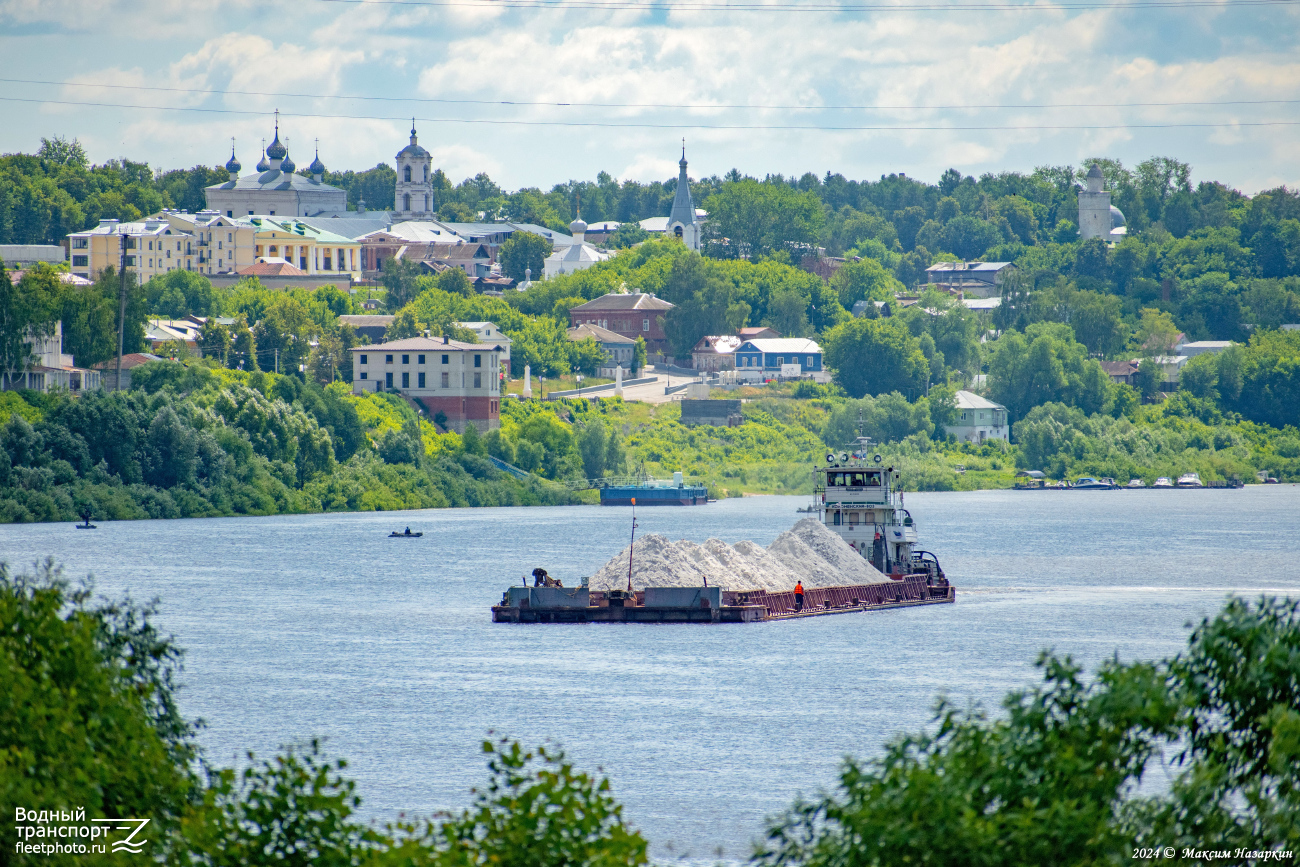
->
66, 210, 256, 282
241, 216, 362, 282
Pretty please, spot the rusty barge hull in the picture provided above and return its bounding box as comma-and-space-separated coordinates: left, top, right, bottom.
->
491, 579, 955, 624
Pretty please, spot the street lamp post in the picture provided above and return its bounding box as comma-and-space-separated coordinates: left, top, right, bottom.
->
576, 373, 584, 398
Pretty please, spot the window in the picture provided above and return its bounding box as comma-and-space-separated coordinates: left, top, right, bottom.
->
402, 354, 409, 364
269, 245, 278, 254
227, 232, 232, 242
417, 372, 425, 388
403, 193, 411, 210
473, 355, 481, 368
807, 355, 813, 366
417, 354, 425, 364
441, 354, 449, 364
404, 166, 411, 182
227, 211, 233, 217
73, 238, 87, 249
125, 256, 135, 266
402, 372, 410, 388
473, 372, 482, 388
643, 318, 650, 331
324, 256, 332, 270
423, 165, 429, 181
360, 371, 368, 380
72, 255, 88, 267
385, 372, 393, 388
441, 372, 449, 388
385, 354, 393, 364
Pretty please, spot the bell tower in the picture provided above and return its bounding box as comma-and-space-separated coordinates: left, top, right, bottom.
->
393, 119, 434, 220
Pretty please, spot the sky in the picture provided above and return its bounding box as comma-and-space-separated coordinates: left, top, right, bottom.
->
1, 0, 1297, 196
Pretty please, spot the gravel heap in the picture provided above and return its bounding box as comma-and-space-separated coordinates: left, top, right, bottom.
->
588, 518, 889, 591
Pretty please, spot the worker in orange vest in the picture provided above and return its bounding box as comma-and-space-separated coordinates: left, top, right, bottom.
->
794, 581, 805, 612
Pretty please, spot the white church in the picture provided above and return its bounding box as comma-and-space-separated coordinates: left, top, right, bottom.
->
1078, 163, 1127, 243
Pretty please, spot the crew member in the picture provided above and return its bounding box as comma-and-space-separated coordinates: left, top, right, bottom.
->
794, 581, 805, 612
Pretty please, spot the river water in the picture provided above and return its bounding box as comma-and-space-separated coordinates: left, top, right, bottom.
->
3, 487, 1299, 860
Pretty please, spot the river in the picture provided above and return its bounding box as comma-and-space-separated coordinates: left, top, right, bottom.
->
3, 486, 1298, 860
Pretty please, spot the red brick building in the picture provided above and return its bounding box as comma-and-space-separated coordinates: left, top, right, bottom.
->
350, 335, 501, 433
568, 293, 673, 355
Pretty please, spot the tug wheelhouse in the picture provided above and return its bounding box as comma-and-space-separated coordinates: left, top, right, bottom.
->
815, 452, 926, 580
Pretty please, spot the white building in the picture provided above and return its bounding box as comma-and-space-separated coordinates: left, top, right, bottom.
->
949, 391, 1008, 443
205, 121, 348, 218
393, 123, 435, 220
2, 322, 101, 394
666, 145, 702, 252
1078, 163, 1127, 243
543, 218, 611, 277
456, 321, 512, 366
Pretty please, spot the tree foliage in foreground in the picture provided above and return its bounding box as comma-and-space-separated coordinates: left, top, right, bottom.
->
4, 559, 1298, 864
756, 596, 1300, 866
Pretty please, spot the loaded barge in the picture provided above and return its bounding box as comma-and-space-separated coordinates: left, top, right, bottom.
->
493, 450, 954, 624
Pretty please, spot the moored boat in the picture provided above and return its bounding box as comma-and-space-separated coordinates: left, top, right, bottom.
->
1125, 478, 1147, 488
598, 470, 707, 506
1153, 477, 1174, 488
1176, 472, 1204, 488
1072, 476, 1116, 490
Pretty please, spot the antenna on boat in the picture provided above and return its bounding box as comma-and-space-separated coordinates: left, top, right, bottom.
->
627, 497, 638, 592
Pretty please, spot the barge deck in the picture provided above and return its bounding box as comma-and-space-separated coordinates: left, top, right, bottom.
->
492, 578, 955, 624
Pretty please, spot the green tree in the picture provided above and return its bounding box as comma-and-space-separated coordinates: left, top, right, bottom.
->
498, 231, 553, 283
569, 336, 607, 377
145, 270, 221, 318
0, 262, 60, 389
59, 272, 119, 368
230, 316, 256, 371
988, 324, 1112, 419
437, 268, 474, 298
577, 419, 608, 479
632, 336, 647, 375
381, 258, 422, 312
830, 259, 901, 311
386, 309, 427, 341
702, 180, 825, 258
822, 317, 929, 399
198, 318, 231, 366
0, 560, 199, 859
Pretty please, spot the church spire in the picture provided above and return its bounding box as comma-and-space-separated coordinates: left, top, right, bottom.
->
669, 140, 696, 229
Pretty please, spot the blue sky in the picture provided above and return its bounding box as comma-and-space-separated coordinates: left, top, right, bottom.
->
1, 0, 1296, 194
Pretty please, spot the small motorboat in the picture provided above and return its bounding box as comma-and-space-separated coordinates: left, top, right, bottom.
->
1153, 477, 1174, 488
1125, 479, 1147, 489
389, 527, 423, 538
76, 511, 96, 529
1176, 473, 1204, 488
1071, 477, 1115, 490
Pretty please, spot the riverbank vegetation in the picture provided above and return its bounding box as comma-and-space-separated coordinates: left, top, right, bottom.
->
3, 560, 1296, 863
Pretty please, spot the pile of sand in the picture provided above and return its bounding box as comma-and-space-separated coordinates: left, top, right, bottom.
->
587, 518, 889, 592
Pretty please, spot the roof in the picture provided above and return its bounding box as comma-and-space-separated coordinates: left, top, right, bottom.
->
568, 323, 635, 344
338, 315, 395, 328
926, 261, 1014, 274
206, 169, 345, 195
424, 242, 490, 261
351, 336, 494, 352
1100, 360, 1140, 376
961, 297, 1002, 310
0, 245, 64, 263
1180, 341, 1234, 350
239, 259, 307, 276
9, 270, 92, 286
546, 241, 610, 267
693, 335, 742, 354
954, 390, 1005, 410
739, 338, 822, 354
570, 292, 674, 312
298, 215, 395, 239
584, 221, 621, 232
91, 353, 163, 370
737, 327, 780, 339
240, 217, 357, 245
669, 150, 696, 228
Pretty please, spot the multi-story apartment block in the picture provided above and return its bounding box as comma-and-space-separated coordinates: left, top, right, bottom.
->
350, 336, 502, 433
66, 211, 255, 282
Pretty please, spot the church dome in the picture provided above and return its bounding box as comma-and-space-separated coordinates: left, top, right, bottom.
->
1109, 205, 1126, 229
225, 151, 241, 174
1087, 163, 1104, 180
308, 151, 325, 175
570, 217, 588, 235
266, 133, 287, 161
397, 122, 430, 159
281, 151, 296, 173
256, 149, 270, 172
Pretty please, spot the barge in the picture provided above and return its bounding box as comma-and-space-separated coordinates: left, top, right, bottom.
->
492, 580, 955, 623
598, 471, 708, 506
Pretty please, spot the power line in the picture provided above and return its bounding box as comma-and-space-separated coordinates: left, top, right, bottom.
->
2, 95, 1297, 131
3, 76, 1296, 112
314, 0, 1298, 11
